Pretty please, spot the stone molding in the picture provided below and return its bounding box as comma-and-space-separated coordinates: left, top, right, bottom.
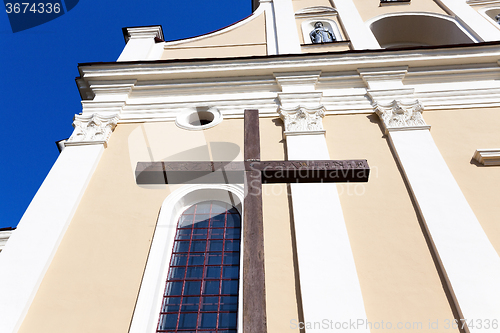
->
274, 71, 321, 93
473, 149, 500, 166
65, 113, 119, 148
374, 99, 430, 134
278, 105, 326, 136
0, 230, 13, 253
123, 26, 164, 43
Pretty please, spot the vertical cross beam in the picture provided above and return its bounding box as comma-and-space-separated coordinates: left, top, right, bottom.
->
242, 109, 267, 333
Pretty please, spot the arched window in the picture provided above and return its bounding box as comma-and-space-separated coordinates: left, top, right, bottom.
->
157, 200, 241, 332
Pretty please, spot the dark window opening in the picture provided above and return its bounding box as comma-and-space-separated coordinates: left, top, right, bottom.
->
157, 200, 241, 332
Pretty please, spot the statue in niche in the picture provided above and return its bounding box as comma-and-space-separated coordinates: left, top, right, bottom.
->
309, 21, 335, 44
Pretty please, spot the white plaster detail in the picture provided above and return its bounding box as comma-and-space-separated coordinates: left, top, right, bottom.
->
65, 113, 119, 147
283, 117, 369, 332
435, 0, 500, 41
468, 0, 500, 5
274, 71, 321, 92
272, 0, 302, 54
478, 6, 500, 30
374, 100, 429, 134
129, 184, 244, 333
473, 149, 500, 165
295, 6, 338, 17
278, 105, 325, 135
175, 106, 223, 130
118, 26, 164, 62
358, 66, 408, 90
331, 0, 381, 49
124, 26, 164, 42
386, 129, 500, 333
0, 230, 13, 253
0, 144, 104, 333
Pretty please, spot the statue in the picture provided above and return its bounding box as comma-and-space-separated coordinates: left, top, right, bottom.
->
310, 22, 335, 44
496, 14, 500, 24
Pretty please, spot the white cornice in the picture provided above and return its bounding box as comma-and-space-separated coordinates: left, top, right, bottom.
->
75, 44, 500, 122
473, 149, 500, 165
467, 0, 500, 6
124, 26, 164, 43
0, 230, 13, 253
78, 44, 500, 81
295, 6, 338, 18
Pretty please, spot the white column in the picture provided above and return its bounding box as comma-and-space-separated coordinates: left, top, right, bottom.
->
117, 26, 164, 62
272, 0, 302, 54
375, 100, 500, 333
259, 0, 278, 55
0, 113, 118, 333
332, 0, 381, 50
278, 105, 369, 332
436, 0, 500, 42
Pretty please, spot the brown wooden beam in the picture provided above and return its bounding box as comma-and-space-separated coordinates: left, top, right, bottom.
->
243, 109, 267, 333
135, 160, 370, 184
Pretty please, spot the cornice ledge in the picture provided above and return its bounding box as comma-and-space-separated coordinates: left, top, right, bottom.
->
473, 149, 500, 166
374, 99, 429, 134
467, 0, 500, 6
274, 71, 322, 93
295, 6, 338, 18
65, 113, 120, 148
278, 105, 326, 137
124, 26, 164, 43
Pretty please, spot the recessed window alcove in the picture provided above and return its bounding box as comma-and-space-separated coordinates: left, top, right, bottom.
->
368, 13, 477, 48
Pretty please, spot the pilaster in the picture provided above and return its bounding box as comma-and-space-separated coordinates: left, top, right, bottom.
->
117, 25, 164, 61
373, 99, 500, 333
271, 0, 302, 54
331, 0, 381, 49
275, 70, 368, 331
0, 112, 118, 333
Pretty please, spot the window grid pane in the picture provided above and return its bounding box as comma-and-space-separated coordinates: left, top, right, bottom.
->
158, 201, 241, 332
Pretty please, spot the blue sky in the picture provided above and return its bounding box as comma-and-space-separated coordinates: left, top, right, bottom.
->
0, 0, 252, 229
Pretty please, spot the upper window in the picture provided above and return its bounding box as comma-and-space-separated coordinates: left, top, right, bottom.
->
157, 200, 241, 332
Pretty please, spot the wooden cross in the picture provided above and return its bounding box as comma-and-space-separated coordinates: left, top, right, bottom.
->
135, 110, 370, 333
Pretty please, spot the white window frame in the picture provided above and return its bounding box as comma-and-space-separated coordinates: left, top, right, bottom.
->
128, 184, 244, 333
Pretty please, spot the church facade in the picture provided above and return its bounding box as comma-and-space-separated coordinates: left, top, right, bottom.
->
1, 0, 500, 332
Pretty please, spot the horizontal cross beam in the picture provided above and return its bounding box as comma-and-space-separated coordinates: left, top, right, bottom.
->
135, 160, 370, 184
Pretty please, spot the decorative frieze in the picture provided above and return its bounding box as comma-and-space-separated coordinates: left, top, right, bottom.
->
65, 113, 119, 147
374, 99, 429, 134
278, 105, 325, 135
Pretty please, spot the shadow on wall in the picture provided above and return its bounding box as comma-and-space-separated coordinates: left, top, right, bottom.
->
369, 13, 476, 48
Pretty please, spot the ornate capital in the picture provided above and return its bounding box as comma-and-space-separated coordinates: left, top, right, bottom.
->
374, 100, 429, 134
66, 113, 119, 147
278, 105, 325, 136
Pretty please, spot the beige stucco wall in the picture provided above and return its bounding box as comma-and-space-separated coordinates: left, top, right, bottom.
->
425, 107, 500, 258
19, 117, 299, 333
162, 12, 267, 60
18, 123, 171, 333
324, 113, 459, 332
352, 0, 448, 22
260, 117, 300, 331
293, 0, 333, 12
263, 183, 300, 332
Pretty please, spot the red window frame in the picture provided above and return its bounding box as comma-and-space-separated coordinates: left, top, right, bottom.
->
157, 200, 241, 332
